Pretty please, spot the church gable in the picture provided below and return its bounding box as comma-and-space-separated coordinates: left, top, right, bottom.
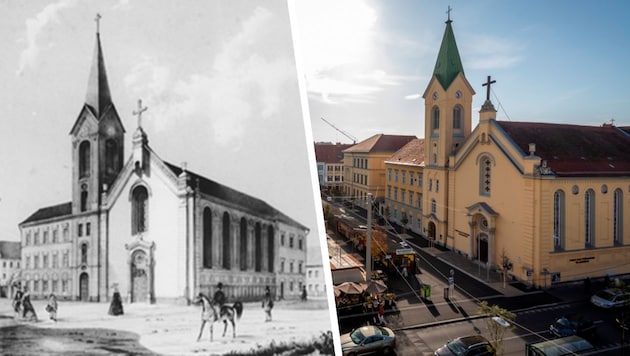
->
69, 105, 99, 136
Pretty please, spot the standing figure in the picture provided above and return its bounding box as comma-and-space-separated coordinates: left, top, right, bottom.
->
301, 285, 307, 301
108, 286, 124, 316
21, 286, 37, 322
262, 286, 274, 322
213, 282, 226, 307
12, 286, 23, 319
45, 294, 58, 322
377, 301, 385, 325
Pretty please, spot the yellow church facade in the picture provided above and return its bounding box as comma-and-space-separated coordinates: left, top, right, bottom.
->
421, 17, 630, 287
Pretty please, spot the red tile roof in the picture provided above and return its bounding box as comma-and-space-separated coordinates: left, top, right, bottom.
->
496, 121, 630, 177
386, 138, 425, 166
344, 134, 417, 153
314, 142, 353, 163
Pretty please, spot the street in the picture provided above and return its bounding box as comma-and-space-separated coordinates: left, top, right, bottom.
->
325, 198, 630, 355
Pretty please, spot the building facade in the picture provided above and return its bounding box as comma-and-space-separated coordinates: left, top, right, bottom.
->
0, 241, 21, 298
420, 16, 630, 287
342, 134, 416, 210
18, 23, 308, 302
383, 138, 425, 235
314, 142, 353, 193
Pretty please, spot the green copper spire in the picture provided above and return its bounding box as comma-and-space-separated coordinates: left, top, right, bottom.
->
432, 17, 464, 90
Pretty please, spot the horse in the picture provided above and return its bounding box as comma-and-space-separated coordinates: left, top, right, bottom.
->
193, 293, 243, 342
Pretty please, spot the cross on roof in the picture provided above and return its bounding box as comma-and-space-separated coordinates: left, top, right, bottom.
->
133, 99, 148, 129
95, 13, 101, 34
482, 75, 496, 101
446, 5, 452, 21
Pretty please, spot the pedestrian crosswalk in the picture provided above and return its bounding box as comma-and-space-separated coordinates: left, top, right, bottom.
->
403, 329, 435, 356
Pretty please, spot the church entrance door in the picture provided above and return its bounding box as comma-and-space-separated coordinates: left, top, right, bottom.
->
477, 235, 489, 263
131, 250, 149, 303
79, 273, 89, 301
427, 222, 436, 240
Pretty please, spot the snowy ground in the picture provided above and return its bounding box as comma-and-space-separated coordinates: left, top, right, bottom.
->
0, 297, 335, 355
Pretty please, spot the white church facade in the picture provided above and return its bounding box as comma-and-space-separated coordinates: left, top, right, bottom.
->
19, 21, 308, 304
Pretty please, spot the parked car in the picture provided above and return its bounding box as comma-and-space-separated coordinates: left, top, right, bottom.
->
434, 335, 496, 356
549, 313, 596, 338
590, 288, 630, 309
340, 325, 396, 356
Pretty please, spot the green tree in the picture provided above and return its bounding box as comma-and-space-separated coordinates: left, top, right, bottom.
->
477, 301, 516, 355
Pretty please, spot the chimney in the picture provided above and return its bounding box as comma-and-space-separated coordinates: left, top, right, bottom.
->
528, 143, 536, 156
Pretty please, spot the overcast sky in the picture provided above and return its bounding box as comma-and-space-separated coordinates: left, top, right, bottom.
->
295, 0, 630, 144
0, 1, 327, 270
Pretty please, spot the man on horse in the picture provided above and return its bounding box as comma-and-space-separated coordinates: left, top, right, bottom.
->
213, 282, 226, 307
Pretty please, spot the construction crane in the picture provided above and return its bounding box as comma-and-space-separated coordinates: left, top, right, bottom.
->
320, 117, 357, 144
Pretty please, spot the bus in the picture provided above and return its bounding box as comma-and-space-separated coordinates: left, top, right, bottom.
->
525, 335, 594, 356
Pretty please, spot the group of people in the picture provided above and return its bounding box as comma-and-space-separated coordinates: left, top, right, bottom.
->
12, 285, 57, 322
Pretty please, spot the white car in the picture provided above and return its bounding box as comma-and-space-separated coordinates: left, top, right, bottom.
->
590, 288, 630, 308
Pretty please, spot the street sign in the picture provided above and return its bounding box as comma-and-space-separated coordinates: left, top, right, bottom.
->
396, 248, 413, 255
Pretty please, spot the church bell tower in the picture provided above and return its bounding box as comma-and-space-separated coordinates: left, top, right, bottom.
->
69, 14, 125, 214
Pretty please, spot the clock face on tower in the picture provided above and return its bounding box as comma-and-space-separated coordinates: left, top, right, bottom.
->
106, 125, 116, 136
432, 92, 439, 100
455, 90, 462, 99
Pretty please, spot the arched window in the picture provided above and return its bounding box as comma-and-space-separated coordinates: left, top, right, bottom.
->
240, 218, 248, 271
431, 199, 437, 214
81, 243, 88, 264
453, 105, 462, 129
255, 223, 262, 272
479, 155, 492, 196
79, 141, 90, 178
81, 190, 88, 212
203, 208, 212, 268
131, 186, 148, 235
105, 139, 118, 174
222, 212, 231, 269
553, 190, 565, 251
614, 189, 623, 245
431, 107, 440, 130
585, 189, 595, 247
267, 225, 274, 273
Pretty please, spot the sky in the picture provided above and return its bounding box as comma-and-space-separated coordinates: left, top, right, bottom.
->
294, 0, 630, 144
0, 0, 327, 270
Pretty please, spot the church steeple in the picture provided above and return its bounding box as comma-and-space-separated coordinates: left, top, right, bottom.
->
85, 13, 112, 119
432, 10, 464, 90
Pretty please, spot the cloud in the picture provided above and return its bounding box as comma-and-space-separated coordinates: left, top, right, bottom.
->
404, 94, 422, 100
16, 0, 78, 76
124, 6, 295, 147
465, 34, 524, 70
112, 0, 130, 10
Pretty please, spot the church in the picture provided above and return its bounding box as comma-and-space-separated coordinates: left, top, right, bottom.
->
18, 19, 308, 303
418, 14, 630, 287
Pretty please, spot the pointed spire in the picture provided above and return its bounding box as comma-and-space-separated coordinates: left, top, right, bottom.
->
85, 13, 112, 119
432, 8, 464, 90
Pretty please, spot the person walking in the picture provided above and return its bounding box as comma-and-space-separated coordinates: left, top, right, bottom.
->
262, 286, 274, 322
21, 286, 37, 322
301, 285, 307, 301
12, 286, 23, 319
108, 286, 124, 316
377, 301, 385, 325
46, 294, 58, 322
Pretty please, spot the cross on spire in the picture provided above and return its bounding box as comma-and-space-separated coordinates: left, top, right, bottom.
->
95, 13, 101, 34
446, 5, 452, 22
133, 99, 148, 129
482, 75, 496, 101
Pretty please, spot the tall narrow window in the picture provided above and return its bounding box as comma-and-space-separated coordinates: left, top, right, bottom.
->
614, 189, 623, 245
240, 218, 248, 271
585, 189, 595, 247
431, 199, 437, 214
81, 190, 88, 212
268, 226, 274, 273
453, 106, 462, 129
131, 186, 148, 234
81, 243, 88, 264
79, 141, 90, 178
105, 139, 118, 175
479, 155, 492, 196
255, 223, 262, 272
553, 190, 565, 251
222, 212, 231, 269
203, 208, 212, 268
431, 107, 440, 130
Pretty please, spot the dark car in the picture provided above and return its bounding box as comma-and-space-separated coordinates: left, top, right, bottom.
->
434, 335, 495, 356
340, 325, 396, 356
549, 313, 596, 338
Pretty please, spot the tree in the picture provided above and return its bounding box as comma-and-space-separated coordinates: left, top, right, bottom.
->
477, 301, 516, 355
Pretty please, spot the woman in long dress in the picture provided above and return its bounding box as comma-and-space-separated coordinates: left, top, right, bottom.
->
108, 287, 124, 316
21, 287, 37, 321
262, 286, 273, 322
46, 294, 58, 322
12, 287, 23, 318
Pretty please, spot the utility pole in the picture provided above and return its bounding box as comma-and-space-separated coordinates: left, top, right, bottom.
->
366, 193, 373, 284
